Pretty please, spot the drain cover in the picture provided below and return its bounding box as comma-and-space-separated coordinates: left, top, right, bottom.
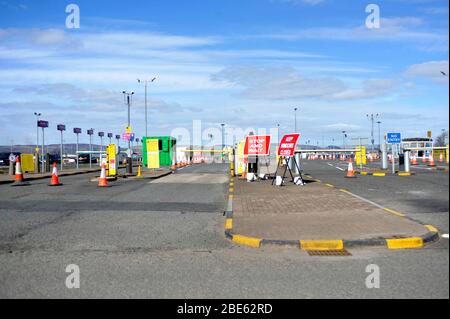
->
307, 249, 352, 256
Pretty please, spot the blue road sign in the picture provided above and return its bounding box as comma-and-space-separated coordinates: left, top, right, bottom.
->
387, 132, 402, 144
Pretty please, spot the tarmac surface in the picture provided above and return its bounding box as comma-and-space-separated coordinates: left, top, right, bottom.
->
0, 162, 448, 298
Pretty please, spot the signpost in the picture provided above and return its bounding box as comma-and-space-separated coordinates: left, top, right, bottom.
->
108, 133, 113, 145
73, 128, 82, 169
57, 124, 66, 171
87, 129, 94, 168
387, 132, 401, 174
38, 120, 49, 173
273, 133, 304, 186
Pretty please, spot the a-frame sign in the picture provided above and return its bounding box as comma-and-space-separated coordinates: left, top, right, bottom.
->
272, 133, 304, 186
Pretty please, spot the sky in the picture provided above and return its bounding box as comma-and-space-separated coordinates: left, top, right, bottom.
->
0, 0, 448, 147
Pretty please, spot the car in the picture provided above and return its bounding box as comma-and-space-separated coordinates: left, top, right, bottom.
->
0, 152, 21, 166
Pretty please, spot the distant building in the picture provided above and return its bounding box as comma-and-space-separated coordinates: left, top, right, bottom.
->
402, 137, 433, 157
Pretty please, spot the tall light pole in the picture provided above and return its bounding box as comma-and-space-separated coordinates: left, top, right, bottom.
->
98, 131, 104, 163
277, 123, 280, 144
137, 77, 156, 138
367, 113, 379, 152
221, 123, 225, 162
87, 129, 94, 168
294, 107, 299, 133
342, 131, 347, 149
34, 112, 41, 173
73, 128, 81, 169
57, 124, 66, 171
377, 121, 382, 151
123, 91, 134, 174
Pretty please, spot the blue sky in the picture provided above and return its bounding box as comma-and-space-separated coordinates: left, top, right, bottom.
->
0, 0, 448, 147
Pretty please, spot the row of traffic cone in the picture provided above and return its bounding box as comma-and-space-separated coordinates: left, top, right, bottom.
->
11, 155, 109, 188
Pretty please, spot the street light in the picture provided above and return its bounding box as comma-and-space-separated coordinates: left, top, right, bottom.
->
294, 107, 299, 133
377, 121, 382, 151
123, 91, 134, 174
277, 123, 280, 145
73, 128, 82, 169
137, 77, 156, 138
34, 112, 41, 173
57, 124, 66, 171
221, 123, 225, 162
342, 131, 347, 149
87, 129, 94, 168
367, 113, 379, 152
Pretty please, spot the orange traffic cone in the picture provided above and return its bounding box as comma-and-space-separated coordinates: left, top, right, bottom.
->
428, 153, 436, 167
439, 153, 444, 163
49, 162, 62, 186
411, 155, 418, 165
422, 155, 427, 163
98, 164, 109, 187
345, 158, 356, 178
11, 156, 29, 186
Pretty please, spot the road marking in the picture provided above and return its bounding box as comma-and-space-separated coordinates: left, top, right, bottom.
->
442, 234, 449, 239
225, 218, 233, 230
424, 225, 439, 233
339, 188, 406, 217
335, 167, 345, 171
325, 183, 334, 188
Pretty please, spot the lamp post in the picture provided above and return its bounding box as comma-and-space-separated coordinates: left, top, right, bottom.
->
37, 120, 49, 173
34, 112, 41, 173
98, 132, 104, 164
87, 129, 94, 168
123, 91, 134, 174
57, 124, 66, 171
342, 131, 347, 149
377, 121, 382, 151
367, 113, 379, 152
137, 77, 156, 138
221, 123, 225, 162
294, 107, 299, 133
277, 123, 280, 145
108, 133, 113, 145
73, 128, 81, 169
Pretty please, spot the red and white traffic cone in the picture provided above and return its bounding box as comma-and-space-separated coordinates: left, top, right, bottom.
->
11, 156, 29, 186
49, 162, 62, 186
411, 154, 418, 165
98, 164, 109, 187
345, 158, 356, 178
428, 153, 436, 167
439, 153, 444, 163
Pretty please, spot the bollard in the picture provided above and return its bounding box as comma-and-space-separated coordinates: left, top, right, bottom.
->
295, 152, 301, 174
9, 160, 14, 176
381, 143, 388, 170
404, 151, 411, 173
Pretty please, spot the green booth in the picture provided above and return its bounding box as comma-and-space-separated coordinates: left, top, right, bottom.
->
142, 136, 177, 168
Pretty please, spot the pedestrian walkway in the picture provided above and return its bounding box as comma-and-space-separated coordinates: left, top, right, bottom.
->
231, 178, 434, 247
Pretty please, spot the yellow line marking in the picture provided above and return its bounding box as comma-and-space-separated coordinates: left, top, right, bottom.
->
425, 225, 439, 233
339, 188, 351, 194
386, 238, 423, 250
228, 194, 234, 200
359, 171, 369, 176
300, 240, 344, 251
384, 208, 406, 217
325, 183, 334, 188
232, 235, 261, 248
225, 219, 233, 230
229, 188, 234, 192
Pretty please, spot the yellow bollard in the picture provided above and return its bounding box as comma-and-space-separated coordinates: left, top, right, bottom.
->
137, 165, 142, 177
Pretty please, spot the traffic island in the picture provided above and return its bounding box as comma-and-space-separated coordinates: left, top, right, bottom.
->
225, 177, 439, 250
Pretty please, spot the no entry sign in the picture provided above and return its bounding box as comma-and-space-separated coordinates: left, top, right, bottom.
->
278, 133, 300, 157
244, 135, 271, 156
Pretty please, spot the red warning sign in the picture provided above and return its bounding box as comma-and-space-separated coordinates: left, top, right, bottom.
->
244, 135, 271, 156
278, 133, 300, 157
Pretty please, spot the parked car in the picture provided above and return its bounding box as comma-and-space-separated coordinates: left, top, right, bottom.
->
0, 152, 21, 166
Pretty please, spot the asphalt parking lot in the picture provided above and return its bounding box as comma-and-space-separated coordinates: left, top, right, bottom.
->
0, 163, 448, 298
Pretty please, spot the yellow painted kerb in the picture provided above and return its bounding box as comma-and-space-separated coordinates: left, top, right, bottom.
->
425, 225, 438, 233
300, 240, 344, 251
232, 235, 262, 248
373, 172, 386, 177
225, 219, 233, 230
386, 237, 423, 249
384, 208, 406, 217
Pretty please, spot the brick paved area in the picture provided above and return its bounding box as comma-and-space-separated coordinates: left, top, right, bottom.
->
232, 178, 428, 240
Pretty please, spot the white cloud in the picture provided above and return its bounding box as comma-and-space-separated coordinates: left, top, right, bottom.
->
405, 60, 449, 83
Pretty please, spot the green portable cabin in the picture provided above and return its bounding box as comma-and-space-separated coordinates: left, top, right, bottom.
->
142, 136, 177, 167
